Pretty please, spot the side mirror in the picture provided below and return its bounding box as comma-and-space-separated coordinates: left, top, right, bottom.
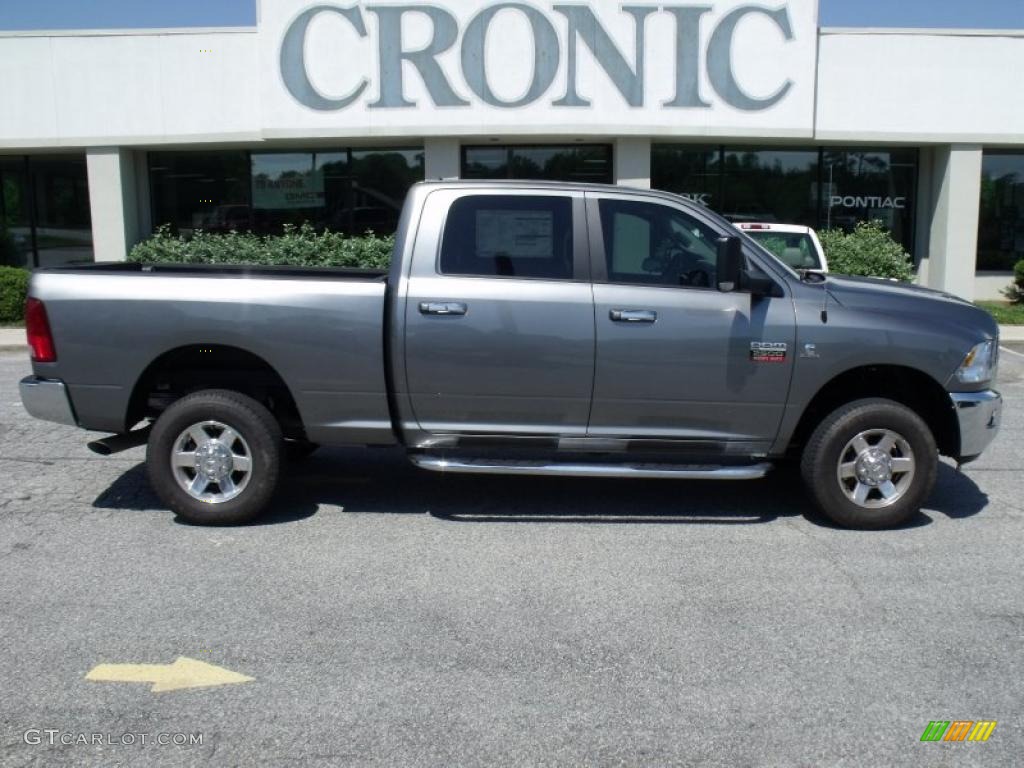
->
716, 236, 743, 292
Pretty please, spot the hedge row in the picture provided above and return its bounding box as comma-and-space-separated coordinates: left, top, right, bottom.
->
0, 266, 30, 324
129, 223, 394, 270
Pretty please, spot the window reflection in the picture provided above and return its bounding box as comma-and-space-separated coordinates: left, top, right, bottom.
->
721, 148, 819, 226
463, 145, 613, 184
149, 148, 424, 238
0, 154, 93, 268
978, 151, 1024, 271
651, 145, 918, 253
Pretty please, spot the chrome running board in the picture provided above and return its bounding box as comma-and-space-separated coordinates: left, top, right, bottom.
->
410, 456, 772, 480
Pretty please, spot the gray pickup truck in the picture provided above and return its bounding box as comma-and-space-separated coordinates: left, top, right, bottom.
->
20, 181, 1002, 529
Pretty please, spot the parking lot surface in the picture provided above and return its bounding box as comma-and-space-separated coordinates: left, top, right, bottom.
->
1, 348, 1022, 767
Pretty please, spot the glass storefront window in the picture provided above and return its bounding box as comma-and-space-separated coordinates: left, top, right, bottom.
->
721, 148, 819, 226
462, 145, 613, 184
651, 145, 918, 254
0, 154, 93, 268
348, 149, 424, 235
978, 151, 1024, 271
822, 149, 917, 252
651, 145, 720, 208
149, 148, 423, 237
30, 155, 94, 267
251, 151, 348, 234
149, 151, 250, 235
0, 157, 33, 268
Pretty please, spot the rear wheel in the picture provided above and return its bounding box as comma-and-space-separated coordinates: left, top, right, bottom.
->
800, 398, 937, 529
147, 389, 282, 525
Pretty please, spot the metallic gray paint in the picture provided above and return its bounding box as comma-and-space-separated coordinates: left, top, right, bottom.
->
24, 180, 1003, 467
28, 272, 394, 444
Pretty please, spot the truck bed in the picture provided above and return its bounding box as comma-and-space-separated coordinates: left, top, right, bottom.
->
29, 262, 395, 446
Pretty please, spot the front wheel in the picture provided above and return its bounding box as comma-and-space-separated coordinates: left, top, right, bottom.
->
147, 389, 282, 525
800, 398, 938, 529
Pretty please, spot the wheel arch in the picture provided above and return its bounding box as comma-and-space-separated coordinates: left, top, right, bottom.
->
786, 365, 958, 458
125, 344, 306, 440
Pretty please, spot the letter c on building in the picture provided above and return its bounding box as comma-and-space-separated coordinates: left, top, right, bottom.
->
281, 5, 370, 111
707, 5, 794, 111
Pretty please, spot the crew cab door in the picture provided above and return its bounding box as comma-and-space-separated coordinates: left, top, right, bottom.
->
401, 189, 594, 438
585, 192, 796, 452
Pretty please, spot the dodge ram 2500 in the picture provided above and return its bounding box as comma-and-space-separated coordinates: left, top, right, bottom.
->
20, 181, 1002, 529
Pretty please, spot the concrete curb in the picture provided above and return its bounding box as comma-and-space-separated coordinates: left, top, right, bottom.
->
999, 325, 1024, 342
0, 328, 25, 352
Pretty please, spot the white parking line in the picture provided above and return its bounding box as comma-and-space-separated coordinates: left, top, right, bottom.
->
1001, 346, 1024, 360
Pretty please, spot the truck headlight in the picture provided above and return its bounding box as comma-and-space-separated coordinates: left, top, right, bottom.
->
954, 340, 998, 385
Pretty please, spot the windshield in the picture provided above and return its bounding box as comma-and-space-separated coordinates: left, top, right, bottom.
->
744, 231, 822, 271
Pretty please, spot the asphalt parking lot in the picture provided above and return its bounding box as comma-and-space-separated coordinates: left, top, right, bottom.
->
1, 347, 1022, 767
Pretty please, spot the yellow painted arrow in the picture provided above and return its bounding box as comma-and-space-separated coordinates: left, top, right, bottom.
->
85, 656, 254, 692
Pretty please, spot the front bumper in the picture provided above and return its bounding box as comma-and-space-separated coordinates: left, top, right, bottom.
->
951, 390, 1002, 462
19, 376, 77, 427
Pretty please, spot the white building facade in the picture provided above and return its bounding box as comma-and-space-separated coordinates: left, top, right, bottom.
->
0, 0, 1022, 299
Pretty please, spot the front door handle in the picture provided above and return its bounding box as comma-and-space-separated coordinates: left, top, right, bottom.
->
610, 309, 657, 324
420, 301, 467, 316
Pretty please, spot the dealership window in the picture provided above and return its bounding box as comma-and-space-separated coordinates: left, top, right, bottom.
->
149, 148, 424, 237
721, 148, 819, 226
149, 151, 249, 235
822, 149, 917, 252
0, 154, 93, 268
651, 145, 918, 254
462, 145, 613, 184
439, 195, 573, 280
651, 145, 720, 208
977, 151, 1024, 271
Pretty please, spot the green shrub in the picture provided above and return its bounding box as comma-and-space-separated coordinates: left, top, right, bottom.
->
130, 223, 394, 270
818, 221, 915, 282
1003, 260, 1024, 303
0, 265, 30, 323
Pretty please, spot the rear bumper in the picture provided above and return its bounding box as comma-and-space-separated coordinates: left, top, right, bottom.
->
19, 376, 77, 427
951, 390, 1001, 462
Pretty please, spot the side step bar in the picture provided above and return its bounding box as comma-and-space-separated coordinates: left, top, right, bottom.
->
410, 456, 772, 480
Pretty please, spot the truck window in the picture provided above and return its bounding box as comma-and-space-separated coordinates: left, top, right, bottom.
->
439, 195, 573, 280
598, 199, 718, 289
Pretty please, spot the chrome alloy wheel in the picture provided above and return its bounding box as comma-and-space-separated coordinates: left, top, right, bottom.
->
836, 428, 916, 509
171, 421, 252, 503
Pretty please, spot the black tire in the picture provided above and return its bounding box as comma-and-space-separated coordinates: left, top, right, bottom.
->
147, 389, 282, 525
284, 440, 319, 462
800, 398, 937, 530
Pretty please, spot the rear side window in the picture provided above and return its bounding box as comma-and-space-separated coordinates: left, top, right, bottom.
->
439, 195, 573, 280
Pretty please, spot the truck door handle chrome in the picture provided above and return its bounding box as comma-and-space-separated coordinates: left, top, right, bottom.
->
610, 309, 657, 324
419, 301, 467, 316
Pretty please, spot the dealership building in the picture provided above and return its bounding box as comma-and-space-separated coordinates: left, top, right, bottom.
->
0, 0, 1021, 299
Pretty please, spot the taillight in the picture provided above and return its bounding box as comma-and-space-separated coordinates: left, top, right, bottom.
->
25, 297, 57, 363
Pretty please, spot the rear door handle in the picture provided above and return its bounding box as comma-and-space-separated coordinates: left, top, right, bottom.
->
610, 309, 657, 324
419, 301, 467, 316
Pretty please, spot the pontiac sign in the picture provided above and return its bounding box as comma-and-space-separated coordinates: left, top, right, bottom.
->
261, 0, 818, 138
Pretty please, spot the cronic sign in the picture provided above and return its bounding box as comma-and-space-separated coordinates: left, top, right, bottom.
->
280, 3, 799, 113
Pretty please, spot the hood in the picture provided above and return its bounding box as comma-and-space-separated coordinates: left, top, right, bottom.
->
823, 275, 999, 340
